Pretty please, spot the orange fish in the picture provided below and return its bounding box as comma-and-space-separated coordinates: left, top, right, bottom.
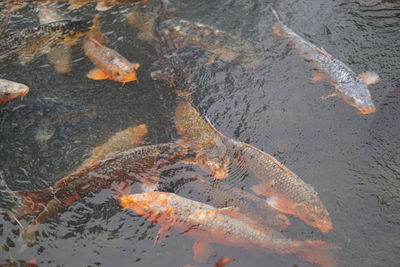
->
121, 192, 336, 267
0, 78, 29, 103
80, 124, 148, 168
83, 16, 140, 83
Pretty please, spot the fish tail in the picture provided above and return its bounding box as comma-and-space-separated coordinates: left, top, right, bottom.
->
89, 14, 108, 43
291, 240, 337, 267
11, 188, 54, 217
270, 8, 283, 36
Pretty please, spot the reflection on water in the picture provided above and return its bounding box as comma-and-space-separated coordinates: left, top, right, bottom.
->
1, 0, 400, 266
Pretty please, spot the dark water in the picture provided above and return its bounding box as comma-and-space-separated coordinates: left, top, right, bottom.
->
1, 0, 399, 266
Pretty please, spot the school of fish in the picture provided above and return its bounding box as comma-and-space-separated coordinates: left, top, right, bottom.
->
0, 1, 384, 266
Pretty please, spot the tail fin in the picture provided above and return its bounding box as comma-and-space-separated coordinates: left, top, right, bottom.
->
270, 8, 282, 23
12, 189, 54, 217
89, 14, 109, 44
291, 240, 336, 267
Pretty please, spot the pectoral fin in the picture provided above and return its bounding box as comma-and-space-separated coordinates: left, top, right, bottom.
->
155, 225, 171, 243
311, 71, 327, 82
358, 72, 380, 86
193, 240, 213, 262
19, 52, 35, 65
87, 68, 109, 80
320, 93, 337, 100
96, 2, 112, 11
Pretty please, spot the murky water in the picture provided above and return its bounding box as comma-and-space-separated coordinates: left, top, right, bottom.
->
1, 0, 399, 266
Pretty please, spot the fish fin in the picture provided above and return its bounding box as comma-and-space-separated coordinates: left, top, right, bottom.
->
193, 240, 213, 262
113, 182, 132, 198
315, 47, 329, 57
18, 52, 35, 65
12, 189, 54, 217
320, 93, 337, 100
251, 183, 269, 196
67, 1, 84, 10
132, 63, 140, 71
87, 68, 109, 80
311, 71, 327, 82
96, 2, 112, 11
90, 16, 109, 44
291, 240, 337, 267
358, 72, 380, 86
155, 225, 171, 243
266, 196, 279, 209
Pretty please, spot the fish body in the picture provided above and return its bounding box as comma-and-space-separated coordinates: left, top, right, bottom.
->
271, 8, 378, 114
0, 78, 29, 103
194, 176, 290, 230
174, 100, 332, 232
0, 19, 94, 65
174, 100, 230, 178
160, 18, 260, 68
121, 192, 336, 267
226, 138, 332, 233
80, 124, 148, 168
14, 143, 189, 217
38, 4, 73, 73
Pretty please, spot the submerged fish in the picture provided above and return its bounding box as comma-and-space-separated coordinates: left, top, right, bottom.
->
38, 4, 73, 73
79, 124, 148, 168
271, 8, 379, 114
1, 0, 147, 13
0, 78, 29, 103
120, 192, 336, 267
175, 100, 332, 232
193, 176, 291, 230
0, 19, 94, 65
13, 143, 189, 218
174, 99, 230, 179
83, 16, 140, 83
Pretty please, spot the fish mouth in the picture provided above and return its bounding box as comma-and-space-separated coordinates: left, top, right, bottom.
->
357, 106, 376, 114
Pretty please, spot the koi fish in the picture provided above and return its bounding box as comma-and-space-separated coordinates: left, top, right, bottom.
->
1, 0, 147, 13
193, 176, 290, 230
124, 5, 157, 41
175, 100, 332, 232
226, 138, 333, 233
83, 16, 140, 83
38, 4, 73, 73
0, 78, 29, 103
0, 19, 94, 65
174, 99, 230, 179
79, 124, 148, 168
120, 192, 336, 267
13, 143, 189, 219
271, 8, 379, 114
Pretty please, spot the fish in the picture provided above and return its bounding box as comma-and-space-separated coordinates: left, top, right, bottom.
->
0, 18, 94, 65
1, 0, 147, 13
159, 18, 260, 68
193, 176, 291, 230
79, 124, 148, 168
83, 16, 140, 83
175, 100, 332, 232
225, 138, 333, 233
13, 143, 189, 219
38, 3, 73, 73
120, 192, 336, 267
174, 99, 230, 179
0, 78, 29, 103
271, 8, 379, 114
124, 5, 157, 41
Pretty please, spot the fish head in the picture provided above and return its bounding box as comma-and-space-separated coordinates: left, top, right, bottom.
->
336, 79, 376, 114
120, 192, 171, 220
294, 201, 333, 232
0, 82, 29, 102
108, 60, 139, 83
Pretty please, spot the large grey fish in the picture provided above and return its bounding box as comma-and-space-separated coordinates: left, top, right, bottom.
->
271, 8, 379, 114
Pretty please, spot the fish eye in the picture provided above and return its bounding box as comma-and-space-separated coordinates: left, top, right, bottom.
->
114, 71, 121, 77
